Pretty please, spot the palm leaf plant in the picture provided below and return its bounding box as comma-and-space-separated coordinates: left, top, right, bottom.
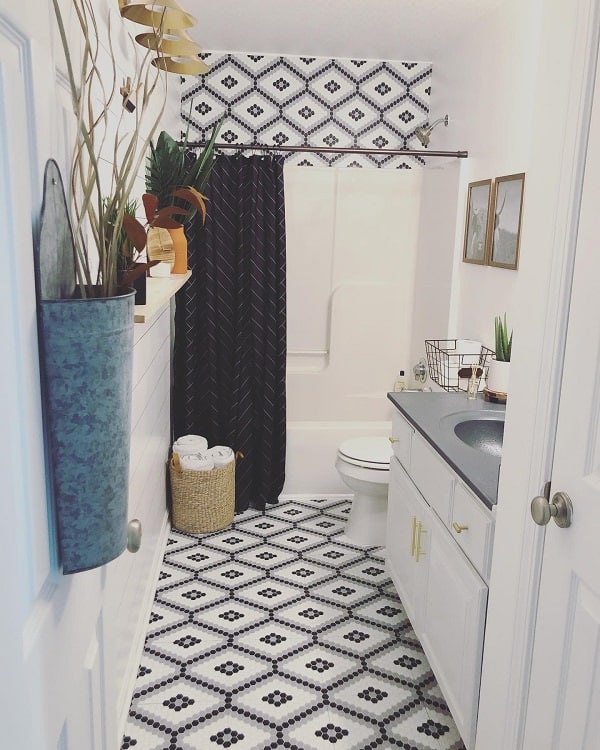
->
145, 117, 224, 216
494, 314, 513, 362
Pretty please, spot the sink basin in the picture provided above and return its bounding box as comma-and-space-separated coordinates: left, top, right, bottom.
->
454, 419, 505, 457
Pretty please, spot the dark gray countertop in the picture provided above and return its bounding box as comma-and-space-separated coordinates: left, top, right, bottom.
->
387, 391, 506, 509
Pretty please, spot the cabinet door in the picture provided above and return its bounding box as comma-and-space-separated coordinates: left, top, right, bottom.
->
386, 457, 428, 630
419, 508, 488, 750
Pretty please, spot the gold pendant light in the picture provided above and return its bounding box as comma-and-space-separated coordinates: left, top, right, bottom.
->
119, 1, 210, 75
119, 0, 195, 29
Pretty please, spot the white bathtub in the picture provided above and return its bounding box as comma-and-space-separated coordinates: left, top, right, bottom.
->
283, 420, 392, 494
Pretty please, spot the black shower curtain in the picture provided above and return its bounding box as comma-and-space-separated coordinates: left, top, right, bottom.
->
173, 155, 287, 512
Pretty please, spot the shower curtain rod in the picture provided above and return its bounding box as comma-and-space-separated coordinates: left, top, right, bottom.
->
184, 141, 469, 158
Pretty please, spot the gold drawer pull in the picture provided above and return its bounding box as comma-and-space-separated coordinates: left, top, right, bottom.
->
410, 516, 417, 556
389, 437, 400, 444
415, 521, 427, 562
452, 521, 469, 534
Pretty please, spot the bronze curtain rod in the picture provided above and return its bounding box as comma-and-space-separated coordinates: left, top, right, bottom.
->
184, 142, 469, 158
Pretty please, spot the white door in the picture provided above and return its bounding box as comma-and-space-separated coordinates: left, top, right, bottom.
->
0, 2, 112, 748
523, 37, 600, 750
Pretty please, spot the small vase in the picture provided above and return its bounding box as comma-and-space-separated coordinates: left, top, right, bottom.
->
169, 226, 188, 274
487, 358, 511, 394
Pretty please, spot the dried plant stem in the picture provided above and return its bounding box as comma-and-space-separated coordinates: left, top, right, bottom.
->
52, 0, 167, 297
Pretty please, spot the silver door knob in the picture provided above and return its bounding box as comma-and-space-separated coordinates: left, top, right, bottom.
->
530, 491, 573, 528
127, 519, 142, 552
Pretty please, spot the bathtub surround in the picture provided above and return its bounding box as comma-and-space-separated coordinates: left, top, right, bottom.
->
173, 155, 287, 512
181, 52, 432, 169
122, 496, 464, 750
284, 166, 423, 492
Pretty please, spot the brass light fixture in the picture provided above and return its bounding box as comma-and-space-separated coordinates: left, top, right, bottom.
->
119, 0, 210, 75
119, 0, 195, 29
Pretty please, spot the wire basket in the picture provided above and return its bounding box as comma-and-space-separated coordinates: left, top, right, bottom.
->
425, 339, 495, 392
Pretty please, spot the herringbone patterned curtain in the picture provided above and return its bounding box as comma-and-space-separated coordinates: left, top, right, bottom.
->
173, 155, 287, 511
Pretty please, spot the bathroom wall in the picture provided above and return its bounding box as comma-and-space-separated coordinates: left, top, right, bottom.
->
428, 0, 544, 353
181, 51, 432, 168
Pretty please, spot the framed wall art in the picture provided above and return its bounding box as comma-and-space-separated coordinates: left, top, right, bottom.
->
462, 179, 493, 264
489, 172, 525, 269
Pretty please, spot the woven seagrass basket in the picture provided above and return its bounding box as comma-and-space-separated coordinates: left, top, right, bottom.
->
169, 457, 235, 533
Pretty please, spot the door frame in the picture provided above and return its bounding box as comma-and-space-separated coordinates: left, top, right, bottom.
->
476, 1, 600, 748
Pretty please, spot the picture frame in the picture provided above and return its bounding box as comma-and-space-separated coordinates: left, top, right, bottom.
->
462, 179, 493, 264
489, 172, 525, 269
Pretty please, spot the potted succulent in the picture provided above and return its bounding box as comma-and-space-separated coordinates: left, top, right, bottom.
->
487, 314, 513, 394
36, 0, 170, 573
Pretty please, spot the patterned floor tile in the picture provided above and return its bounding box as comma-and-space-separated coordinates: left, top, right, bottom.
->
122, 496, 465, 750
266, 502, 321, 522
234, 673, 323, 723
386, 704, 452, 750
236, 544, 298, 570
235, 621, 313, 659
179, 714, 273, 750
302, 541, 365, 568
199, 561, 268, 590
233, 515, 294, 537
278, 644, 362, 687
296, 514, 348, 536
145, 601, 189, 635
310, 577, 378, 607
157, 580, 227, 612
146, 623, 227, 663
328, 671, 414, 718
268, 528, 330, 551
186, 649, 272, 691
320, 620, 394, 658
270, 559, 337, 587
286, 707, 378, 750
164, 546, 230, 573
193, 600, 269, 635
234, 578, 305, 610
274, 597, 345, 632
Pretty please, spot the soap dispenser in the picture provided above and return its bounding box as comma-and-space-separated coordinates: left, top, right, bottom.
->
394, 370, 407, 392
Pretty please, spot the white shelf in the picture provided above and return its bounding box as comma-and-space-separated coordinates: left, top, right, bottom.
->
134, 271, 192, 323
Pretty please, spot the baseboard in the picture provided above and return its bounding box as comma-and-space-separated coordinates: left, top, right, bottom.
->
117, 510, 171, 740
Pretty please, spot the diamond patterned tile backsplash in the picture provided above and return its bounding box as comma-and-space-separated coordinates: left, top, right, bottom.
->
181, 52, 432, 168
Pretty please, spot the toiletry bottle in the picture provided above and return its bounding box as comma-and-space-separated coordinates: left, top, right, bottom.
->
394, 370, 406, 392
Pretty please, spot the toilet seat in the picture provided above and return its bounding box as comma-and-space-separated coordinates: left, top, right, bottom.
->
337, 437, 392, 471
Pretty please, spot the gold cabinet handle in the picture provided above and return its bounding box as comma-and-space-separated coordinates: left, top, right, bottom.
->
415, 521, 427, 562
410, 516, 417, 556
452, 521, 469, 534
389, 437, 400, 444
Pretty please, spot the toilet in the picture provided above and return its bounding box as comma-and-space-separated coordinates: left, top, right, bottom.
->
335, 436, 393, 548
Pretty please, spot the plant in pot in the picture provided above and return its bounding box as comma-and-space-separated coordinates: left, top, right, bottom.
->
487, 314, 513, 395
36, 0, 174, 574
143, 121, 223, 273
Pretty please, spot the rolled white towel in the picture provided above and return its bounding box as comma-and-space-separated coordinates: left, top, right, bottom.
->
208, 445, 235, 467
180, 453, 214, 471
173, 434, 208, 456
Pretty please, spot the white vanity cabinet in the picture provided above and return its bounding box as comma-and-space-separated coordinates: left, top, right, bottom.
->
386, 413, 493, 750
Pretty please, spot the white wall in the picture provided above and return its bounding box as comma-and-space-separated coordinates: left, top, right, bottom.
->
284, 165, 423, 491
428, 0, 544, 352
409, 161, 461, 371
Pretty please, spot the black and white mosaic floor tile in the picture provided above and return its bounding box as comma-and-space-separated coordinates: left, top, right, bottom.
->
122, 496, 466, 750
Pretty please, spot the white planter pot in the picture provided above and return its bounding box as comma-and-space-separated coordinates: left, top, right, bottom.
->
487, 358, 511, 394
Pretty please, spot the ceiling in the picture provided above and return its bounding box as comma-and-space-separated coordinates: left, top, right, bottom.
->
184, 0, 503, 62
